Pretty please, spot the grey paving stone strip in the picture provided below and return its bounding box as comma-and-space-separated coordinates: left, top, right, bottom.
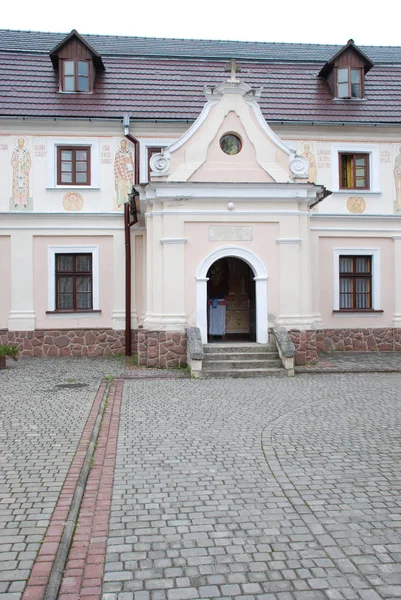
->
102, 374, 401, 600
0, 357, 125, 599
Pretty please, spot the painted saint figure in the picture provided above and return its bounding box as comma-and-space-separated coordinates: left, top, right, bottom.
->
114, 139, 134, 206
394, 146, 401, 210
11, 137, 31, 207
301, 142, 317, 183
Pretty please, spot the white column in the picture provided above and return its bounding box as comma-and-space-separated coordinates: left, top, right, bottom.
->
196, 277, 209, 343
111, 229, 127, 330
255, 276, 268, 343
393, 237, 401, 327
8, 231, 35, 331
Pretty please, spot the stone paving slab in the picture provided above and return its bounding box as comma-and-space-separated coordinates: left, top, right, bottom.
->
103, 374, 401, 600
296, 352, 401, 373
0, 357, 124, 599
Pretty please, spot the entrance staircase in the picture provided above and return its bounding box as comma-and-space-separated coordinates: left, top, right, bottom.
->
202, 341, 286, 378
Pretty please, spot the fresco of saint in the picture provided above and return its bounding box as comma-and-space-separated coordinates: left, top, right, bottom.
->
301, 142, 317, 183
11, 137, 31, 207
394, 146, 401, 210
114, 139, 135, 206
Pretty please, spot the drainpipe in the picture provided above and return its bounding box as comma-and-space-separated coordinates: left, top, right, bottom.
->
122, 115, 140, 356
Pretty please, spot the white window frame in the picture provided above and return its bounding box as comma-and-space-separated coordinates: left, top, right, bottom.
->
47, 245, 100, 313
139, 138, 177, 183
331, 143, 380, 193
46, 138, 100, 189
333, 248, 381, 311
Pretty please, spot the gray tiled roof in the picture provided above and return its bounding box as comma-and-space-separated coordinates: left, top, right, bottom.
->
1, 28, 401, 63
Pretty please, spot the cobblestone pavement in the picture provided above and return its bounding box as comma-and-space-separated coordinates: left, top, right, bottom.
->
104, 374, 401, 600
0, 357, 124, 599
296, 352, 401, 373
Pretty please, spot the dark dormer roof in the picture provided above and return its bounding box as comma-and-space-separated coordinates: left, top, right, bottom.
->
49, 29, 105, 70
319, 39, 374, 77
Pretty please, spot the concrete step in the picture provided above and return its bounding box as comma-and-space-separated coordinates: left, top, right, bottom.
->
203, 359, 283, 370
203, 343, 276, 354
202, 368, 287, 378
204, 352, 280, 361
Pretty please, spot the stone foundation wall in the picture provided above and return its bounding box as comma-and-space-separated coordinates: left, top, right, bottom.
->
137, 330, 187, 368
0, 329, 136, 357
290, 328, 401, 365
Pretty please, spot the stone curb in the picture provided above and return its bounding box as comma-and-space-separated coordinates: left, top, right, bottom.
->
43, 379, 113, 600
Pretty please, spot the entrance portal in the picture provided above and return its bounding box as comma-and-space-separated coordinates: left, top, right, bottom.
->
206, 257, 256, 342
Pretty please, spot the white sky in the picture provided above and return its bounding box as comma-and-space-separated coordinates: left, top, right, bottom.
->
2, 0, 399, 47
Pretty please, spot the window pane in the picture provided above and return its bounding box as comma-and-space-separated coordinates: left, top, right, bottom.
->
351, 83, 361, 98
61, 173, 72, 183
61, 161, 72, 172
76, 255, 91, 272
77, 294, 92, 309
76, 151, 87, 161
57, 255, 74, 271
64, 61, 74, 76
78, 61, 89, 76
338, 68, 349, 83
355, 179, 366, 188
58, 293, 74, 309
339, 257, 353, 273
64, 76, 75, 92
57, 277, 73, 293
61, 151, 72, 161
77, 277, 92, 292
76, 173, 87, 183
337, 82, 349, 98
76, 161, 87, 172
78, 76, 89, 92
339, 277, 352, 308
355, 157, 366, 167
355, 258, 370, 273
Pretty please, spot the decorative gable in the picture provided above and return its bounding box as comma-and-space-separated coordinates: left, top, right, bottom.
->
50, 29, 105, 93
319, 39, 373, 99
149, 65, 309, 184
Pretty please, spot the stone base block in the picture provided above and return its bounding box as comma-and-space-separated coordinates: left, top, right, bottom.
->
290, 327, 401, 365
137, 330, 187, 368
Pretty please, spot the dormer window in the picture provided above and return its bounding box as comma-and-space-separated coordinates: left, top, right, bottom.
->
319, 39, 373, 101
50, 29, 105, 95
62, 60, 90, 92
337, 67, 362, 99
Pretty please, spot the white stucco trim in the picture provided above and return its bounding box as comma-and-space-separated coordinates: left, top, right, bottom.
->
276, 238, 302, 244
195, 246, 268, 344
330, 143, 380, 193
47, 245, 100, 312
160, 238, 187, 244
46, 138, 100, 188
333, 248, 381, 311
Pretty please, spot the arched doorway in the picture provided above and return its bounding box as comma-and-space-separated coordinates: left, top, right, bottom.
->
195, 246, 268, 344
206, 257, 256, 342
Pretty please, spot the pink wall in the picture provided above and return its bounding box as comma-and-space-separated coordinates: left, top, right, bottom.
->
319, 236, 394, 327
0, 236, 11, 328
33, 236, 114, 329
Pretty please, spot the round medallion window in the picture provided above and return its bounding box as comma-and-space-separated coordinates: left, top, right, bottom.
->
220, 133, 242, 155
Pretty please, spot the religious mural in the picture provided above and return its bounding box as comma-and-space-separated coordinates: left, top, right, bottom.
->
62, 191, 84, 211
10, 137, 32, 210
114, 139, 134, 208
394, 145, 401, 211
300, 142, 317, 183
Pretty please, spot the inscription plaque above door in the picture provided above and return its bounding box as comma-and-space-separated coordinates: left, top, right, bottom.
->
208, 226, 253, 241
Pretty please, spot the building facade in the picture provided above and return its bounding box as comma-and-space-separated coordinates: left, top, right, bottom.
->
1, 30, 401, 364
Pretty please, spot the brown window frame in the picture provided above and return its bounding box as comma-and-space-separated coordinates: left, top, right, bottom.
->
339, 255, 372, 311
57, 146, 91, 186
147, 146, 164, 180
339, 152, 370, 190
55, 253, 93, 312
335, 66, 363, 99
61, 58, 91, 92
